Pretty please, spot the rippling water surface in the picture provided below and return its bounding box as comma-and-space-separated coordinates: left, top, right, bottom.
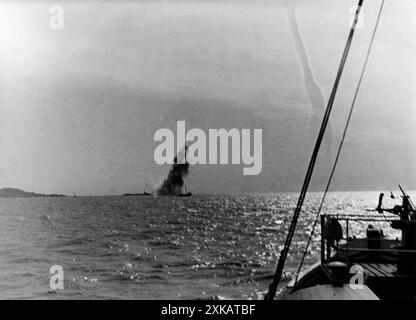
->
0, 191, 409, 299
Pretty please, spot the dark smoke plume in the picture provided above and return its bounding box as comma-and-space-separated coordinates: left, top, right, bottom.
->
157, 146, 190, 195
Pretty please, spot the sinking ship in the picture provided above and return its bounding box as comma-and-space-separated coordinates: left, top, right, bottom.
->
158, 145, 192, 197
264, 0, 416, 300
177, 184, 192, 197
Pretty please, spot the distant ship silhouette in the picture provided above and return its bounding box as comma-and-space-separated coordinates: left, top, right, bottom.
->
177, 184, 192, 197
123, 182, 152, 197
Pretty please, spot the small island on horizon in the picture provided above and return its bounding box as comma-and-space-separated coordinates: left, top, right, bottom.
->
0, 188, 67, 198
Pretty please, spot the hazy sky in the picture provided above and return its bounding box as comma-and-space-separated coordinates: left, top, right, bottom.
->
0, 0, 415, 195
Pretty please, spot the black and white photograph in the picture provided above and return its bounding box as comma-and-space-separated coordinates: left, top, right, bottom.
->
0, 0, 415, 308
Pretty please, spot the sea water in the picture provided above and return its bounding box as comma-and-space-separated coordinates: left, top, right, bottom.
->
0, 191, 408, 299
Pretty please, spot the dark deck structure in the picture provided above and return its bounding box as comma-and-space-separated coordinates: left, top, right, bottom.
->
281, 209, 416, 300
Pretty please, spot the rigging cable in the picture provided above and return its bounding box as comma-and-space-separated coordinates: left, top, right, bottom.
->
294, 0, 386, 286
264, 0, 365, 300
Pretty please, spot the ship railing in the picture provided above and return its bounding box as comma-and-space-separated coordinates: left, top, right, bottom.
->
320, 213, 416, 264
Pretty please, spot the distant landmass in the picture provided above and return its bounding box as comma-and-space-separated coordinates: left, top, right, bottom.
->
0, 188, 67, 198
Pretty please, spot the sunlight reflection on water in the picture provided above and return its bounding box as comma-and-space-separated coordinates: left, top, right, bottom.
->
0, 191, 411, 299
